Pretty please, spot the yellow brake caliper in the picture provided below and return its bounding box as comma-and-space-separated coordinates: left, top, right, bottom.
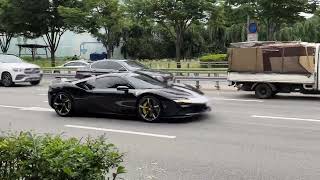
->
142, 101, 149, 116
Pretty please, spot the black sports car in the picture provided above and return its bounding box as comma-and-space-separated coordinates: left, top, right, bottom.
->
75, 59, 173, 82
48, 73, 210, 122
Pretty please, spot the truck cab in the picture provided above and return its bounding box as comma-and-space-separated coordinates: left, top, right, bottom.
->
227, 42, 320, 99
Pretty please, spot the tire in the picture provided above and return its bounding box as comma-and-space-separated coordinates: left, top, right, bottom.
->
1, 72, 14, 87
138, 96, 162, 122
30, 80, 41, 86
255, 84, 273, 99
52, 92, 74, 117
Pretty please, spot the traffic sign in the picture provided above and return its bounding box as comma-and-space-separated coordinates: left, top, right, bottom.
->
247, 21, 258, 41
248, 22, 258, 34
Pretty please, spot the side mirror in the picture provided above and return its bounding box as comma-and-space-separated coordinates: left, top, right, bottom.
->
117, 86, 129, 92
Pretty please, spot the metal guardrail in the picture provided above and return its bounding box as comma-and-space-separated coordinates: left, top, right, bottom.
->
173, 75, 227, 90
41, 67, 228, 89
142, 60, 228, 69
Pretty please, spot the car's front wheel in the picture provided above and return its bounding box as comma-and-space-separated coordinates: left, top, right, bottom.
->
138, 96, 162, 122
1, 72, 14, 87
52, 92, 74, 117
30, 80, 41, 86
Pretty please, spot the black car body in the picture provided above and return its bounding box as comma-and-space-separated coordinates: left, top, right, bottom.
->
49, 73, 210, 122
75, 59, 173, 82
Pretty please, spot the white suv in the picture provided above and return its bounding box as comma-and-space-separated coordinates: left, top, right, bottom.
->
0, 55, 43, 87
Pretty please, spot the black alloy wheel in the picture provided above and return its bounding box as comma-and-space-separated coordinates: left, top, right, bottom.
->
1, 72, 13, 87
138, 96, 162, 122
53, 92, 73, 117
30, 81, 41, 86
255, 84, 273, 99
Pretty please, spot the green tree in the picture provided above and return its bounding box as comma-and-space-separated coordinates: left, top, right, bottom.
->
14, 0, 82, 66
126, 0, 216, 67
226, 0, 311, 40
0, 0, 47, 53
0, 0, 15, 53
60, 0, 123, 59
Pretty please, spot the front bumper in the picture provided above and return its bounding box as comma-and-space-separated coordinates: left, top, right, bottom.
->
162, 100, 211, 118
176, 104, 211, 117
13, 73, 43, 83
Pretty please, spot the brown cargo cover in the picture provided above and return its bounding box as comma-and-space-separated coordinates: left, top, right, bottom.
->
228, 43, 315, 74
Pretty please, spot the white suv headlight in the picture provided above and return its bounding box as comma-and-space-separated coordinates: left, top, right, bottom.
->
13, 68, 24, 72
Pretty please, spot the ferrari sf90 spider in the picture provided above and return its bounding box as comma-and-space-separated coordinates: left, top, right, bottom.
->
48, 73, 210, 122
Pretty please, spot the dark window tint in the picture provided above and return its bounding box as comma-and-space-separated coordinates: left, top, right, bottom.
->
107, 62, 124, 70
85, 77, 129, 89
91, 61, 108, 69
124, 61, 147, 70
128, 74, 165, 89
91, 61, 124, 70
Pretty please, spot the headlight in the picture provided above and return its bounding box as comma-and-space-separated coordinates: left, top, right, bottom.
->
13, 68, 24, 72
173, 98, 192, 104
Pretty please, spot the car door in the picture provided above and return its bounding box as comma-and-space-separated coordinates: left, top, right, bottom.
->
87, 76, 136, 114
91, 61, 126, 76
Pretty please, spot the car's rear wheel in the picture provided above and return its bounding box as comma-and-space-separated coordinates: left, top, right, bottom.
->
138, 96, 162, 122
30, 80, 41, 86
53, 92, 74, 117
1, 72, 14, 87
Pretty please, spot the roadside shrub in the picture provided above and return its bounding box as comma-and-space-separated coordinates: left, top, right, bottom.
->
0, 132, 125, 180
199, 54, 227, 62
199, 54, 227, 68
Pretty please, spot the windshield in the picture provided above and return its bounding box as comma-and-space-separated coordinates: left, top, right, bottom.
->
128, 74, 165, 89
0, 55, 23, 63
124, 61, 148, 70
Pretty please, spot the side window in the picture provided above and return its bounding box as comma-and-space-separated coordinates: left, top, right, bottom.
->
91, 61, 124, 70
91, 61, 108, 69
94, 77, 129, 89
107, 62, 124, 70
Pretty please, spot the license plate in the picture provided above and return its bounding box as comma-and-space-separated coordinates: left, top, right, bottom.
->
29, 74, 40, 78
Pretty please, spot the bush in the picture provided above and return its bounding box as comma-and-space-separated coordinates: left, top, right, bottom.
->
0, 132, 125, 180
199, 54, 227, 62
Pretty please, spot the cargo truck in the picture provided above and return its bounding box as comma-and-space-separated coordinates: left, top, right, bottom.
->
227, 41, 320, 99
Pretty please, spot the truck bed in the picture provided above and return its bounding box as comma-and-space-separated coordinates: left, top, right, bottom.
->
228, 72, 315, 84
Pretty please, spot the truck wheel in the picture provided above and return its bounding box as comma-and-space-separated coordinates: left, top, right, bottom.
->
255, 84, 273, 99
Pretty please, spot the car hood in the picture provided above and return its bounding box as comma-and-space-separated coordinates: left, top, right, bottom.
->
143, 84, 208, 104
3, 62, 40, 69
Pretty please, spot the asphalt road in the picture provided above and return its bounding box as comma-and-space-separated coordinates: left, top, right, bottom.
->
1, 80, 320, 180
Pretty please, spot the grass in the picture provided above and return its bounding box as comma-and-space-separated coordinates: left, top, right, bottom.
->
22, 56, 70, 67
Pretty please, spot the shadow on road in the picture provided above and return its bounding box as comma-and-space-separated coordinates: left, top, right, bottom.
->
59, 112, 210, 124
0, 83, 35, 88
237, 93, 320, 101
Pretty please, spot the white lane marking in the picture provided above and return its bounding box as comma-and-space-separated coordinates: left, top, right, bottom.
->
65, 125, 177, 139
36, 88, 48, 91
0, 105, 24, 109
211, 98, 264, 103
38, 94, 47, 96
0, 104, 54, 112
252, 115, 320, 123
21, 107, 54, 112
43, 101, 48, 103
